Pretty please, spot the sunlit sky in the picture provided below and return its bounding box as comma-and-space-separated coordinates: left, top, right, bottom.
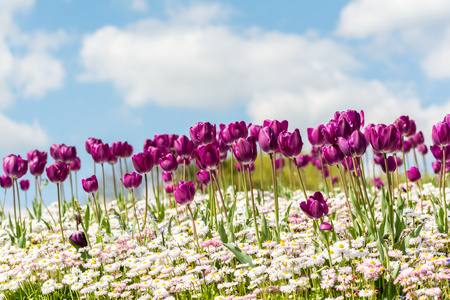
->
2, 0, 450, 206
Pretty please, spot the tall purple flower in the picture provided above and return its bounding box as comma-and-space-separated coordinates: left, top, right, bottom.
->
394, 116, 416, 137
174, 135, 195, 158
159, 154, 178, 172
337, 130, 368, 157
293, 155, 310, 169
132, 151, 154, 174
258, 126, 278, 153
122, 172, 143, 189
190, 122, 216, 145
60, 145, 77, 164
233, 136, 258, 165
154, 134, 169, 149
369, 124, 401, 153
196, 170, 211, 185
29, 152, 47, 176
91, 143, 110, 164
300, 192, 329, 219
412, 131, 425, 146
406, 167, 421, 182
0, 175, 12, 189
278, 129, 303, 158
85, 138, 102, 154
432, 121, 450, 147
307, 125, 327, 147
69, 231, 88, 248
70, 157, 81, 171
174, 181, 196, 205
82, 175, 98, 193
46, 162, 69, 183
195, 144, 220, 171
3, 155, 28, 179
263, 119, 288, 137
19, 179, 29, 191
229, 121, 249, 140
321, 145, 344, 166
380, 156, 397, 173
249, 125, 262, 140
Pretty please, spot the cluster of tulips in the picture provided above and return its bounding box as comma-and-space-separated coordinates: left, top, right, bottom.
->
1, 109, 450, 300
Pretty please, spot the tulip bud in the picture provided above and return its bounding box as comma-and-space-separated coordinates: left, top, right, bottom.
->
190, 122, 216, 145
19, 179, 29, 191
82, 175, 98, 193
70, 157, 81, 171
91, 143, 110, 164
406, 167, 421, 182
132, 151, 154, 174
300, 191, 329, 219
85, 137, 102, 154
0, 174, 12, 189
321, 145, 344, 166
159, 154, 178, 172
161, 171, 173, 183
174, 135, 195, 158
69, 231, 88, 248
337, 130, 368, 157
174, 181, 196, 205
46, 162, 69, 183
432, 121, 450, 147
233, 136, 258, 165
293, 155, 310, 169
278, 129, 303, 158
196, 170, 211, 185
319, 222, 333, 231
258, 127, 278, 154
195, 144, 220, 171
380, 156, 397, 173
3, 155, 28, 179
122, 172, 142, 189
165, 183, 174, 194
307, 125, 327, 146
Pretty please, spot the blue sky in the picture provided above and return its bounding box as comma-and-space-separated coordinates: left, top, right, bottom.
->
2, 0, 450, 206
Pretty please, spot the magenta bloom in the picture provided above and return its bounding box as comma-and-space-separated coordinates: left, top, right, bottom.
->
60, 145, 77, 164
319, 222, 333, 231
174, 135, 195, 158
418, 144, 428, 155
337, 130, 368, 157
249, 124, 262, 139
46, 162, 69, 183
190, 122, 216, 145
122, 172, 143, 189
293, 155, 310, 169
394, 116, 416, 137
307, 125, 327, 146
370, 124, 401, 153
159, 154, 178, 172
432, 121, 450, 147
334, 110, 364, 137
174, 181, 196, 205
27, 150, 47, 162
321, 145, 344, 166
91, 143, 110, 164
50, 144, 63, 161
19, 179, 29, 191
165, 183, 174, 194
154, 134, 169, 149
380, 156, 397, 173
263, 119, 288, 137
82, 175, 98, 193
406, 166, 421, 182
196, 170, 211, 185
0, 175, 12, 189
258, 126, 278, 154
229, 121, 249, 140
69, 231, 88, 248
29, 153, 47, 177
233, 136, 258, 165
412, 131, 424, 146
85, 137, 102, 154
70, 157, 81, 171
132, 151, 154, 174
278, 129, 303, 158
300, 192, 329, 219
107, 150, 118, 165
195, 144, 220, 171
3, 155, 28, 179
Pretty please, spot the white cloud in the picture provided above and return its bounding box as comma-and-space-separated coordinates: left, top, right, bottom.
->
0, 113, 49, 152
130, 0, 148, 12
79, 2, 446, 138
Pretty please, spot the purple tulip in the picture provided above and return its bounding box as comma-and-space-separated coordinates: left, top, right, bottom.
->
319, 222, 333, 231
293, 155, 310, 169
321, 145, 344, 166
249, 125, 261, 140
363, 123, 375, 143
403, 140, 412, 153
406, 166, 421, 182
334, 110, 364, 135
143, 139, 155, 151
396, 156, 403, 167
132, 151, 154, 174
82, 175, 98, 193
394, 116, 416, 137
412, 131, 425, 146
60, 145, 77, 163
432, 161, 450, 174
70, 157, 81, 171
3, 155, 28, 179
161, 171, 173, 183
380, 156, 397, 173
258, 126, 278, 154
196, 170, 211, 185
29, 154, 47, 177
69, 231, 88, 248
229, 121, 249, 140
46, 161, 69, 183
50, 144, 63, 161
195, 144, 220, 171
190, 122, 216, 145
278, 129, 303, 158
27, 150, 47, 162
263, 119, 288, 137
307, 125, 327, 146
19, 179, 29, 191
168, 134, 179, 150
159, 154, 178, 172
372, 177, 385, 189
219, 124, 233, 146
322, 122, 338, 145
0, 175, 12, 189
418, 144, 428, 155
154, 134, 169, 149
430, 145, 450, 162
300, 191, 329, 219
122, 172, 142, 189
174, 135, 195, 158
107, 150, 118, 165
370, 124, 401, 153
337, 130, 368, 157
174, 181, 196, 205
275, 157, 285, 170
91, 143, 110, 164
165, 183, 174, 194
233, 136, 258, 165
432, 121, 450, 147
85, 137, 102, 154
75, 213, 81, 225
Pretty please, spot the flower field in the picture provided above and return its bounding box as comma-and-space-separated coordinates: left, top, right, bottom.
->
0, 111, 449, 300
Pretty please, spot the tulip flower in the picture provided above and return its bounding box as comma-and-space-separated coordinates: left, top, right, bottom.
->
70, 157, 81, 172
418, 144, 428, 155
122, 172, 142, 189
229, 121, 249, 140
263, 119, 288, 137
307, 125, 327, 146
174, 135, 195, 158
3, 155, 28, 179
233, 136, 258, 165
29, 155, 47, 177
369, 124, 401, 153
300, 192, 329, 219
82, 175, 98, 193
335, 110, 364, 135
46, 162, 69, 183
406, 166, 421, 182
293, 155, 310, 169
322, 122, 338, 145
91, 143, 110, 164
154, 134, 169, 149
174, 181, 196, 205
196, 170, 211, 185
372, 177, 385, 189
161, 171, 173, 183
195, 144, 220, 171
337, 130, 368, 157
19, 179, 29, 191
249, 124, 261, 139
278, 129, 303, 158
60, 145, 77, 164
132, 151, 154, 174
380, 156, 397, 173
165, 183, 174, 194
258, 127, 278, 154
432, 121, 450, 147
69, 231, 88, 248
0, 174, 12, 189
319, 222, 333, 231
85, 138, 102, 154
412, 131, 425, 146
143, 139, 155, 151
190, 122, 216, 145
321, 145, 344, 166
50, 144, 63, 161
27, 150, 47, 163
159, 154, 178, 172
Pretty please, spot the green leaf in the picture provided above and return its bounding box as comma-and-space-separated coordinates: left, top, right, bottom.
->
84, 204, 90, 233
227, 219, 235, 243
26, 207, 35, 220
347, 226, 357, 239
218, 221, 228, 243
394, 214, 405, 243
42, 219, 52, 231
228, 200, 236, 224
223, 243, 255, 267
150, 218, 160, 238
260, 214, 268, 243
283, 203, 293, 223
168, 216, 173, 236
17, 230, 26, 249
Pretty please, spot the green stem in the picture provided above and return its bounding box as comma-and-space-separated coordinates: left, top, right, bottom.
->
270, 154, 280, 243
131, 189, 142, 246
247, 166, 261, 248
57, 183, 65, 244
443, 147, 448, 233
211, 170, 228, 219
293, 159, 308, 200
143, 173, 149, 231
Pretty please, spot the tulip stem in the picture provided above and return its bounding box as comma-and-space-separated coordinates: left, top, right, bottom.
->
318, 148, 330, 197
12, 180, 17, 233
442, 147, 448, 233
14, 180, 22, 222
35, 177, 57, 226
91, 192, 101, 224
183, 160, 186, 182
57, 183, 66, 244
75, 172, 79, 200
119, 158, 124, 199
247, 167, 262, 248
171, 176, 180, 224
230, 149, 236, 199
269, 154, 280, 243
187, 204, 201, 249
402, 137, 410, 207
293, 159, 308, 200
143, 173, 149, 231
355, 158, 377, 233
112, 164, 118, 200
211, 171, 228, 220
151, 169, 160, 212
130, 189, 142, 246
259, 147, 264, 193
156, 166, 161, 206
336, 165, 355, 226
69, 169, 74, 200
101, 163, 110, 232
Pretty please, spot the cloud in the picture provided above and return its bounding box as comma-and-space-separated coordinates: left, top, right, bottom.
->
79, 2, 446, 137
129, 0, 148, 12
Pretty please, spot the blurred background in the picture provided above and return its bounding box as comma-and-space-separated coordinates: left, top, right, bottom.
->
1, 0, 449, 208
